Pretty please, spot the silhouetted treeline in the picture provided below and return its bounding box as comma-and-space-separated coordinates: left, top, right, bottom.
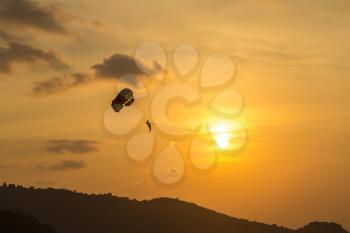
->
0, 183, 348, 233
298, 222, 348, 233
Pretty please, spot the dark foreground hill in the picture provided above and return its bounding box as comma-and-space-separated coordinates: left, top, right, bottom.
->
0, 184, 348, 233
0, 209, 55, 233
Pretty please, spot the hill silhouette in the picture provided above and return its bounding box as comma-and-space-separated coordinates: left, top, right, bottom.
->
0, 209, 55, 233
0, 184, 348, 233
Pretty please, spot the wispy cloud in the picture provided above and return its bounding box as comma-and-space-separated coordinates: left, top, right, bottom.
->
32, 73, 91, 96
0, 0, 68, 34
0, 42, 68, 73
37, 160, 87, 171
0, 30, 22, 43
44, 139, 99, 154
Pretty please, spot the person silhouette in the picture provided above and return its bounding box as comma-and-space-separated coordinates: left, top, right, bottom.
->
146, 120, 152, 132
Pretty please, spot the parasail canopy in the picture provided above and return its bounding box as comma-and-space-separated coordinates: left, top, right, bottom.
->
111, 88, 135, 112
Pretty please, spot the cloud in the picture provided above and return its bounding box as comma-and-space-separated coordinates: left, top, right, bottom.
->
92, 54, 144, 78
30, 52, 162, 96
91, 53, 162, 85
38, 160, 87, 171
32, 73, 91, 96
0, 0, 68, 34
44, 139, 99, 154
0, 30, 22, 43
29, 52, 162, 96
0, 42, 68, 73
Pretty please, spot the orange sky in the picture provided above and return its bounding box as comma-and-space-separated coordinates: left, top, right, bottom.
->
0, 0, 350, 230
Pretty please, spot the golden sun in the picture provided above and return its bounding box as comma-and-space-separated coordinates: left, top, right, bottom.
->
209, 124, 232, 149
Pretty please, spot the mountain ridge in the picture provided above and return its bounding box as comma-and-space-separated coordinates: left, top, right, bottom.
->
0, 183, 348, 233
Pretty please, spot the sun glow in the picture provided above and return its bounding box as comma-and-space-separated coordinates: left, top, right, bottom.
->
215, 133, 230, 149
209, 124, 232, 149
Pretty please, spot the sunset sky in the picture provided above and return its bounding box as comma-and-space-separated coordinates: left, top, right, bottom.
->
0, 0, 350, 230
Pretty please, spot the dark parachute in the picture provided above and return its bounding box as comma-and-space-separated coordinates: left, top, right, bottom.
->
111, 88, 135, 112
